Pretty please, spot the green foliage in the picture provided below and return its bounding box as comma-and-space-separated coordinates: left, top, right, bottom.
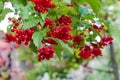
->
32, 27, 49, 48
79, 5, 91, 16
30, 42, 37, 53
55, 39, 74, 54
53, 45, 62, 59
23, 16, 40, 29
23, 11, 47, 29
23, 16, 37, 29
20, 2, 34, 20
51, 0, 78, 16
12, 0, 28, 9
39, 12, 48, 26
26, 69, 37, 80
0, 8, 13, 20
86, 0, 102, 15
0, 1, 4, 13
1, 71, 9, 78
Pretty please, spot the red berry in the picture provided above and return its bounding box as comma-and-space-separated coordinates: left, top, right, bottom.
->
12, 20, 16, 24
73, 35, 83, 44
98, 36, 113, 48
31, 0, 55, 13
38, 46, 55, 61
51, 25, 72, 42
18, 17, 21, 21
56, 15, 72, 26
92, 48, 102, 58
78, 46, 91, 59
8, 17, 12, 21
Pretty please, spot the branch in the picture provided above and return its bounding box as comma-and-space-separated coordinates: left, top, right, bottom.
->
109, 44, 119, 80
83, 66, 113, 73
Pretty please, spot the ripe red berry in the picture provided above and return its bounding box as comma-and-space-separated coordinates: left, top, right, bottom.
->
92, 48, 102, 58
38, 46, 55, 61
78, 45, 102, 59
12, 20, 16, 24
8, 17, 12, 21
56, 15, 72, 26
43, 18, 53, 30
43, 39, 57, 45
98, 36, 113, 48
31, 0, 55, 13
18, 17, 21, 21
78, 46, 91, 59
92, 24, 104, 32
73, 35, 83, 44
51, 25, 72, 42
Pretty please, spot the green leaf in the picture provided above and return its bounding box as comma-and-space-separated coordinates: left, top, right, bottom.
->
32, 27, 49, 47
0, 2, 4, 13
20, 7, 29, 20
71, 0, 85, 4
1, 71, 9, 78
0, 8, 13, 20
23, 16, 40, 29
26, 69, 36, 80
23, 12, 47, 29
7, 27, 11, 34
55, 39, 74, 54
82, 14, 94, 20
86, 0, 101, 15
12, 0, 28, 9
68, 7, 78, 15
29, 42, 37, 53
79, 6, 90, 16
20, 2, 34, 20
52, 1, 78, 16
40, 12, 47, 21
53, 45, 62, 59
39, 13, 47, 26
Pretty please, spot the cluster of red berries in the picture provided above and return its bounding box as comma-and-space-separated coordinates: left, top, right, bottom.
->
51, 25, 72, 42
50, 15, 72, 42
79, 36, 113, 59
77, 24, 113, 59
43, 15, 72, 44
43, 39, 57, 45
38, 15, 73, 61
30, 0, 55, 13
43, 18, 53, 30
88, 24, 104, 32
37, 46, 55, 61
78, 45, 102, 59
56, 15, 72, 26
42, 18, 57, 45
6, 17, 35, 45
43, 25, 72, 45
93, 24, 104, 32
91, 36, 113, 48
4, 0, 114, 63
98, 36, 113, 48
73, 35, 83, 44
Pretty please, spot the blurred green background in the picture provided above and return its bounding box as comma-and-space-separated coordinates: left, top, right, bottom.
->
0, 0, 120, 80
